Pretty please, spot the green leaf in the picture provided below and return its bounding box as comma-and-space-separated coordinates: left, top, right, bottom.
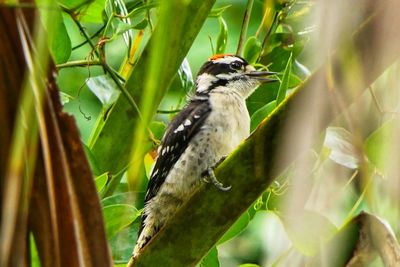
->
324, 127, 359, 169
216, 17, 228, 55
288, 72, 303, 88
250, 100, 277, 131
243, 36, 262, 64
79, 0, 106, 23
30, 234, 41, 267
115, 19, 148, 35
200, 246, 220, 267
102, 204, 139, 240
239, 264, 260, 267
217, 211, 250, 244
36, 2, 71, 64
86, 75, 121, 110
364, 119, 396, 171
208, 5, 231, 18
276, 53, 292, 104
95, 172, 109, 193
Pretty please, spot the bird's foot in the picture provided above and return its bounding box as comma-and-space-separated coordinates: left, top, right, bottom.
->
202, 167, 231, 191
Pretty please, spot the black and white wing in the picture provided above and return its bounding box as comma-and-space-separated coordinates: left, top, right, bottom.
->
144, 99, 211, 203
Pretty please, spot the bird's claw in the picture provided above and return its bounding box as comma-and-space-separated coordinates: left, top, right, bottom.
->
203, 167, 231, 191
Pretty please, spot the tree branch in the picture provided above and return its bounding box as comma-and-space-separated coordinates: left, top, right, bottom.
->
236, 0, 254, 55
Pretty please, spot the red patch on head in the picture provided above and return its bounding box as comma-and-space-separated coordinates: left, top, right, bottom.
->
208, 54, 234, 61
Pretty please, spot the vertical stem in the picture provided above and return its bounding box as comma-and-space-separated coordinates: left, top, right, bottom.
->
236, 0, 254, 55
255, 2, 269, 38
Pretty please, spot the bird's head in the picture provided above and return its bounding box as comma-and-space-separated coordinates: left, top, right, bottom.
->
195, 54, 276, 99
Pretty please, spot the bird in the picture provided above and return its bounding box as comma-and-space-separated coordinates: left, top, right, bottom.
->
133, 54, 276, 257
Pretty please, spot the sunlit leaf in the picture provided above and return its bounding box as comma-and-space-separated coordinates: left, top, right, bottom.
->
250, 100, 277, 131
103, 204, 139, 240
288, 72, 302, 88
95, 172, 109, 193
364, 119, 396, 171
216, 17, 228, 55
30, 234, 41, 267
144, 153, 155, 178
324, 127, 359, 169
276, 53, 292, 104
243, 36, 262, 64
86, 75, 121, 110
239, 264, 260, 267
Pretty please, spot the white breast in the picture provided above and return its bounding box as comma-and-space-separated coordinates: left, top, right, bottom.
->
207, 91, 250, 155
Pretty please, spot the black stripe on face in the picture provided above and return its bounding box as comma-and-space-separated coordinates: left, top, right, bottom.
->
198, 62, 234, 76
197, 58, 248, 76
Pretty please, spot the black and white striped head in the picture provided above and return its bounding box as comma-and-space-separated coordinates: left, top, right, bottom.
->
195, 54, 275, 98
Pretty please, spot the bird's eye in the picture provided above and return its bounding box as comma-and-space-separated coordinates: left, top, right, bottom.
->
230, 61, 243, 70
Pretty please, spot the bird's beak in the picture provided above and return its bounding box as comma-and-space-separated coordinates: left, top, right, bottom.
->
246, 71, 278, 83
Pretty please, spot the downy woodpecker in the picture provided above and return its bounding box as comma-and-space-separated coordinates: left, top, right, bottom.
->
133, 54, 276, 257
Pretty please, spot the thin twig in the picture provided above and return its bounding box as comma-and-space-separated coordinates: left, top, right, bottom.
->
259, 11, 279, 59
64, 8, 99, 58
255, 2, 269, 38
236, 0, 254, 55
103, 64, 143, 122
62, 4, 158, 147
72, 25, 106, 51
56, 60, 102, 68
62, 6, 144, 120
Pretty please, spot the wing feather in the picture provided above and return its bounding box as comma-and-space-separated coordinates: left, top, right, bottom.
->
144, 99, 211, 203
